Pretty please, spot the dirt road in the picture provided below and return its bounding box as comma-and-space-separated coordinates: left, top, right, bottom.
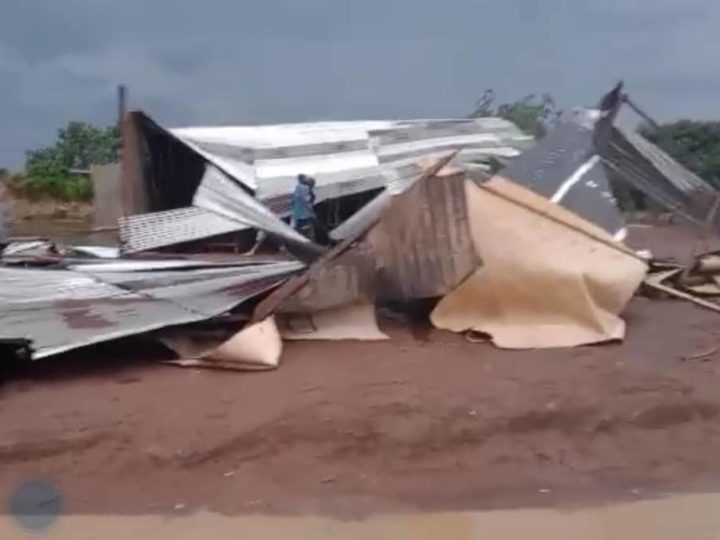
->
2, 224, 720, 518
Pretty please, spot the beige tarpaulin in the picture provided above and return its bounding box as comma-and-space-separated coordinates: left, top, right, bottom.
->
431, 177, 648, 349
279, 301, 389, 341
162, 317, 282, 370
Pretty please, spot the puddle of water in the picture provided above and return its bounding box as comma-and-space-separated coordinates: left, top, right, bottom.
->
2, 493, 720, 540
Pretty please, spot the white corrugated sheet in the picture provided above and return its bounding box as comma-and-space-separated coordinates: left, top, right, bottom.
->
193, 165, 311, 246
170, 118, 533, 198
121, 117, 533, 254
119, 206, 243, 254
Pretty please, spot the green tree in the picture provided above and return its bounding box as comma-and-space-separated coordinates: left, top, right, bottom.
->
26, 122, 120, 177
21, 121, 120, 201
638, 120, 720, 188
470, 90, 561, 137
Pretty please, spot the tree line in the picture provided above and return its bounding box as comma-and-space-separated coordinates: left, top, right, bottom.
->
3, 94, 720, 206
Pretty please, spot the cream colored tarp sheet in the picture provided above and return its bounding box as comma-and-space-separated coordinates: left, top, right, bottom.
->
162, 317, 282, 370
431, 177, 648, 349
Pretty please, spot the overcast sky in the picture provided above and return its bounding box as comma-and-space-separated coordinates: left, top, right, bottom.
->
1, 0, 718, 167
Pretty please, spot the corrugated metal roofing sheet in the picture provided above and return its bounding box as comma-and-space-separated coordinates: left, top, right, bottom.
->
192, 165, 312, 247
170, 118, 533, 197
497, 100, 626, 239
120, 165, 320, 255
357, 171, 480, 301
620, 128, 712, 193
124, 118, 532, 255
119, 206, 243, 254
0, 260, 302, 359
606, 126, 718, 224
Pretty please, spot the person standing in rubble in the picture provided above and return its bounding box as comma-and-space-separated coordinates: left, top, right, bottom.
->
291, 174, 317, 242
247, 174, 318, 254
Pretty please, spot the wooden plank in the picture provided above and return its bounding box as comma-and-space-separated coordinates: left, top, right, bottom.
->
645, 269, 720, 314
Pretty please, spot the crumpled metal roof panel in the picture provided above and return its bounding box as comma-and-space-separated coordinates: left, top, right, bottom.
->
0, 260, 302, 359
606, 126, 718, 224
125, 118, 532, 255
119, 206, 245, 254
169, 118, 533, 197
358, 171, 481, 301
192, 165, 311, 246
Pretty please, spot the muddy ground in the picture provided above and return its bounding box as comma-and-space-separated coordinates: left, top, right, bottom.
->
3, 224, 720, 518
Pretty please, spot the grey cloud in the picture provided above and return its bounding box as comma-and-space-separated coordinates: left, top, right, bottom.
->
0, 1, 103, 62
1, 0, 719, 167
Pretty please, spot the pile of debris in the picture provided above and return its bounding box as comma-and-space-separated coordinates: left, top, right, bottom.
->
646, 250, 720, 314
2, 83, 719, 368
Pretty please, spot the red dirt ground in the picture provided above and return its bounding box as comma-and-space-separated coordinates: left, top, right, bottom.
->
3, 224, 720, 518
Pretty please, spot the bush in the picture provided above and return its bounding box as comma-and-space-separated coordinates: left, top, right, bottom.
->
16, 120, 119, 202
7, 174, 93, 202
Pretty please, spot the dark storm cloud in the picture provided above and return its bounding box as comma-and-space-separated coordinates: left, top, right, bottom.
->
1, 0, 718, 167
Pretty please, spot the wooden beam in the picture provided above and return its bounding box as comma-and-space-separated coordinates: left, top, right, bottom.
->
645, 269, 720, 314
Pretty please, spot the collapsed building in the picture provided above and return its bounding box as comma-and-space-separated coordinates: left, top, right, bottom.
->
118, 115, 534, 253
2, 83, 719, 366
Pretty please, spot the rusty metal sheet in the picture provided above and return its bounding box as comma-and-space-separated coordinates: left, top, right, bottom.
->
360, 170, 480, 301
278, 251, 375, 313
0, 260, 302, 359
250, 153, 461, 321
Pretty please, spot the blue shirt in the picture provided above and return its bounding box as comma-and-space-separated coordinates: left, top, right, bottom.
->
291, 183, 313, 222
